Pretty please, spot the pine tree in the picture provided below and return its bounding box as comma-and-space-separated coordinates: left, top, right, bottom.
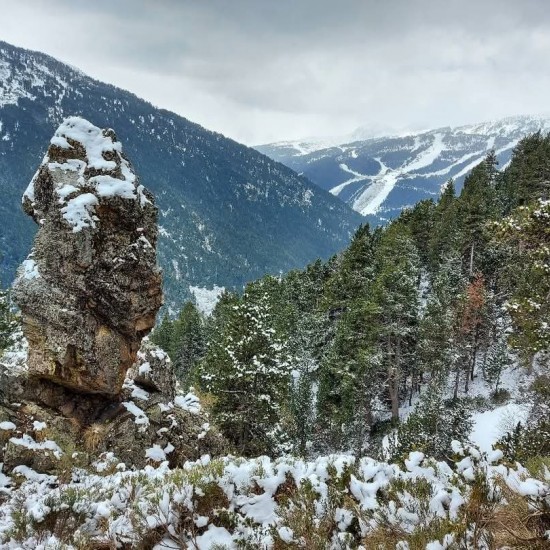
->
172, 302, 205, 384
151, 313, 174, 356
455, 273, 488, 396
498, 133, 550, 210
318, 222, 419, 442
399, 199, 436, 268
428, 179, 460, 272
498, 377, 550, 463
204, 290, 240, 345
417, 255, 465, 384
323, 223, 377, 308
369, 223, 420, 422
457, 154, 498, 276
484, 336, 512, 395
493, 199, 550, 371
316, 302, 381, 453
200, 292, 292, 456
286, 311, 330, 456
389, 382, 472, 461
288, 351, 316, 456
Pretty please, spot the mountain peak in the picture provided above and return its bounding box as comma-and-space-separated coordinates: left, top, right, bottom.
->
256, 114, 550, 220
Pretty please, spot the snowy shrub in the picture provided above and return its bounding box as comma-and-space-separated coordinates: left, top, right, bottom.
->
0, 445, 548, 548
387, 387, 473, 461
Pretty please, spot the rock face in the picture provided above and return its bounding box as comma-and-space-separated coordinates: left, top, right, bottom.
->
0, 118, 227, 473
0, 339, 227, 472
13, 117, 162, 395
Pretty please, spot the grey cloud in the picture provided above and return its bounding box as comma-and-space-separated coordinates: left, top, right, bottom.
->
1, 0, 550, 143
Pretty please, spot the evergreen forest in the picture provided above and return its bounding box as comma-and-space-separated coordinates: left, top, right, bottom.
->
151, 133, 550, 465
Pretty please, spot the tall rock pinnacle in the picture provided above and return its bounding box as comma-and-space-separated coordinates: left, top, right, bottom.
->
13, 117, 163, 395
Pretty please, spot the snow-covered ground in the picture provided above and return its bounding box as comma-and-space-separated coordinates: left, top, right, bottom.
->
470, 403, 530, 453
0, 443, 546, 548
392, 357, 536, 458
189, 285, 225, 316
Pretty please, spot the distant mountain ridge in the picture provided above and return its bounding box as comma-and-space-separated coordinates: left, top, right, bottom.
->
256, 115, 550, 223
0, 40, 363, 309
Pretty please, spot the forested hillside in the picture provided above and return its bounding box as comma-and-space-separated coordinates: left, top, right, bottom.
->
155, 132, 550, 464
0, 41, 362, 308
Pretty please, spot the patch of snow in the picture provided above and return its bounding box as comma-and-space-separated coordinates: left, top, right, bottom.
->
0, 422, 16, 431
171, 259, 181, 281
9, 434, 63, 459
139, 362, 151, 375
330, 163, 370, 196
146, 445, 167, 463
402, 133, 445, 172
193, 525, 235, 549
189, 285, 225, 316
60, 192, 99, 232
122, 401, 150, 429
124, 370, 151, 401
470, 403, 530, 453
16, 258, 40, 281
52, 117, 119, 171
92, 175, 136, 199
174, 392, 201, 414
351, 158, 398, 215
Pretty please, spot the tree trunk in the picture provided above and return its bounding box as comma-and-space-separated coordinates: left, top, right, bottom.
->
464, 356, 469, 393
389, 367, 399, 423
469, 241, 475, 277
453, 362, 460, 400
470, 325, 480, 382
357, 398, 373, 457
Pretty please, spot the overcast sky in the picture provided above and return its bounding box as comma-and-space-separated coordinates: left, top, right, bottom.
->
1, 0, 549, 144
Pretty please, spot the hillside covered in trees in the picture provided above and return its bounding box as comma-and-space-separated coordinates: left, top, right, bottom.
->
153, 132, 549, 464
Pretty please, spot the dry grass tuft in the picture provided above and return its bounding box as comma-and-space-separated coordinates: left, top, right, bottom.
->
489, 477, 550, 549
83, 422, 109, 452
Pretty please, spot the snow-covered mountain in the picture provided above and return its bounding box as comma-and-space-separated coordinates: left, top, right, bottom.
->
257, 115, 550, 223
0, 41, 363, 309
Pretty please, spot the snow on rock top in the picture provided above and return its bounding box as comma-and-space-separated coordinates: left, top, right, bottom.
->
51, 116, 124, 172
22, 116, 149, 231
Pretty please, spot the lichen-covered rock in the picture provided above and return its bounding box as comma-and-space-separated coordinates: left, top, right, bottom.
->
13, 117, 162, 395
126, 339, 176, 401
1, 117, 228, 475
0, 336, 228, 473
97, 395, 228, 469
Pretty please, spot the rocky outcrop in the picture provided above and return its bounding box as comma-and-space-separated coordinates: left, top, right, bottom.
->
1, 117, 227, 474
0, 339, 227, 473
13, 117, 162, 395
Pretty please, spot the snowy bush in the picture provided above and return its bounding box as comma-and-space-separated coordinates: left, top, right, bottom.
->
0, 444, 548, 548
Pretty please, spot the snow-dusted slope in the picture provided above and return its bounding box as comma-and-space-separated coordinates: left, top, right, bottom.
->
0, 41, 362, 309
257, 115, 550, 222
